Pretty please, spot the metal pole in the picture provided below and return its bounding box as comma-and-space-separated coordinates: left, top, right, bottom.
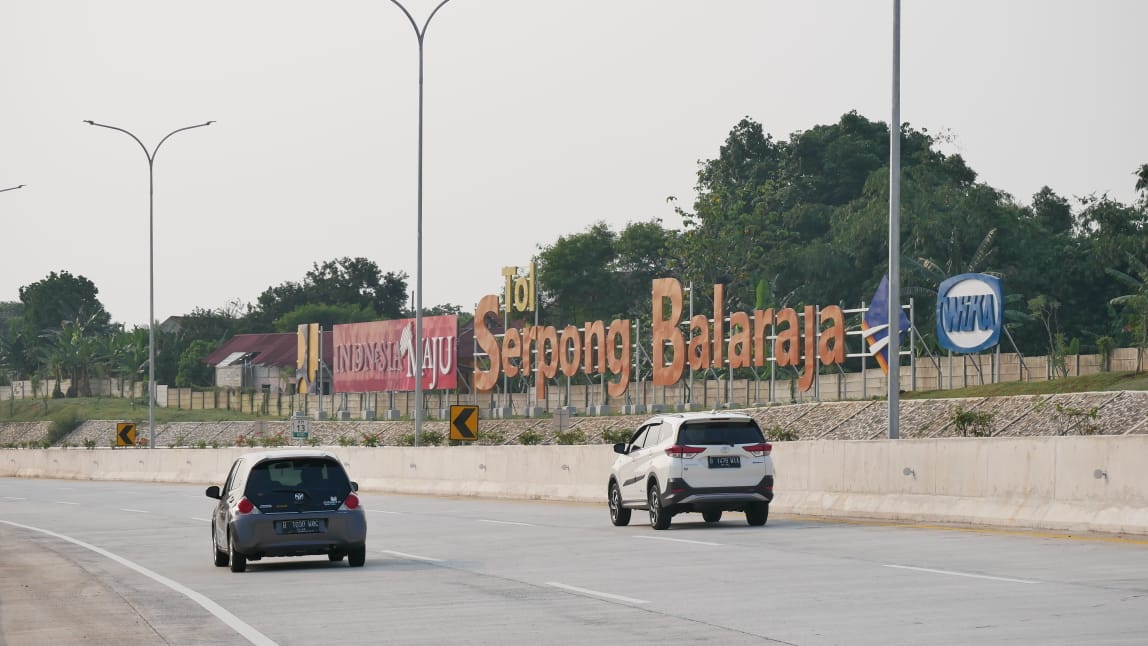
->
85, 120, 213, 448
887, 0, 902, 439
0, 185, 26, 193
388, 0, 452, 445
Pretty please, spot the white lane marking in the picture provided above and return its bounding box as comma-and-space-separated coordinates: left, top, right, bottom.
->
634, 535, 722, 547
0, 520, 277, 646
191, 517, 211, 523
381, 549, 445, 563
883, 564, 1038, 585
2, 497, 27, 501
546, 582, 649, 605
366, 510, 402, 515
478, 519, 535, 527
56, 501, 80, 505
120, 508, 150, 514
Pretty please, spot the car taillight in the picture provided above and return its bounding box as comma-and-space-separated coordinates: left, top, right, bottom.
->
341, 493, 360, 511
742, 443, 772, 457
665, 444, 706, 458
236, 497, 254, 514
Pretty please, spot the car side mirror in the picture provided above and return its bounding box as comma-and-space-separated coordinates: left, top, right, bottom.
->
205, 485, 221, 499
613, 443, 627, 455
350, 481, 359, 492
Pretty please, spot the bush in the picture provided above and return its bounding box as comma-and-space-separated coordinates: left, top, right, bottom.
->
476, 428, 507, 445
83, 438, 97, 450
764, 425, 799, 442
951, 406, 994, 437
46, 410, 84, 446
361, 431, 382, 447
421, 429, 445, 446
517, 430, 543, 445
337, 434, 357, 447
601, 428, 632, 444
555, 429, 584, 445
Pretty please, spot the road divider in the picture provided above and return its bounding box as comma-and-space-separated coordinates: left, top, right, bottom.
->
3, 435, 1146, 535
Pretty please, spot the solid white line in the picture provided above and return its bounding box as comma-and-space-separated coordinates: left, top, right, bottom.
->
883, 564, 1038, 585
2, 497, 27, 501
56, 501, 79, 505
0, 520, 277, 646
634, 535, 722, 547
120, 508, 150, 514
366, 510, 402, 515
478, 519, 535, 527
191, 517, 211, 523
381, 549, 445, 563
545, 582, 649, 605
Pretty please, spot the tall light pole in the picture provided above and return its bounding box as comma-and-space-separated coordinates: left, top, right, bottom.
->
888, 0, 902, 439
0, 185, 25, 193
85, 120, 213, 448
387, 0, 453, 445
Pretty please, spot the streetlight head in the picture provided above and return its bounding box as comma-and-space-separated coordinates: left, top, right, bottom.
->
83, 120, 95, 125
205, 121, 216, 126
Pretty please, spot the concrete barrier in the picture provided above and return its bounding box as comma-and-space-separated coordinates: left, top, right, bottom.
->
3, 436, 1146, 535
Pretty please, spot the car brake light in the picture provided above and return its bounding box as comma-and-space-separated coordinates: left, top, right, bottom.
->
665, 444, 706, 458
341, 492, 360, 511
237, 497, 254, 514
742, 443, 772, 457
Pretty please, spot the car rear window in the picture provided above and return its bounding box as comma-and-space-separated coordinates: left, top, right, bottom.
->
245, 458, 352, 512
677, 421, 765, 445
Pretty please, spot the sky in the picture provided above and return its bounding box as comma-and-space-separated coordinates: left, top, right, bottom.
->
2, 1, 1146, 327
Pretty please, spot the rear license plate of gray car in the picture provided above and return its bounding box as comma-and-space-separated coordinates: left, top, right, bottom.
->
276, 519, 325, 534
708, 456, 740, 468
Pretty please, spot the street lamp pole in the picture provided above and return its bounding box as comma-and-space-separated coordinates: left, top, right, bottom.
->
387, 0, 453, 445
0, 185, 25, 193
85, 120, 213, 448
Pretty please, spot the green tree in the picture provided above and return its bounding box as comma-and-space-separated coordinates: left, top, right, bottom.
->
176, 339, 219, 387
536, 222, 622, 324
273, 303, 378, 332
1106, 254, 1148, 374
250, 258, 408, 329
19, 271, 110, 340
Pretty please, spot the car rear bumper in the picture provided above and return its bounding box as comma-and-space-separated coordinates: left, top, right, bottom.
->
662, 475, 774, 508
231, 511, 367, 557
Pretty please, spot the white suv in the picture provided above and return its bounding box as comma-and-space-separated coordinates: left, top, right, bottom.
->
607, 411, 775, 530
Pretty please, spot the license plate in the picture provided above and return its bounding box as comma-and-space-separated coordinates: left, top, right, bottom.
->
276, 519, 324, 534
708, 456, 741, 469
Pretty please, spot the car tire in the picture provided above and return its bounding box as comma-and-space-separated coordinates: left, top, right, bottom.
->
746, 502, 769, 526
212, 524, 229, 567
229, 532, 247, 573
348, 546, 366, 568
609, 482, 631, 527
702, 510, 722, 524
648, 483, 671, 530
329, 552, 346, 562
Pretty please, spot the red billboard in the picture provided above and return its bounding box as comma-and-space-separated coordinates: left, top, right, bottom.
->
333, 316, 458, 393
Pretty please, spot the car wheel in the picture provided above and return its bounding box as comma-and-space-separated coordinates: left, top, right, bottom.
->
609, 482, 631, 527
648, 483, 671, 530
212, 524, 228, 567
229, 532, 247, 573
329, 552, 346, 562
702, 510, 722, 524
347, 545, 366, 568
746, 502, 769, 526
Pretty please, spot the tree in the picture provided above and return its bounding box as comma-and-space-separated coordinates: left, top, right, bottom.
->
19, 271, 110, 339
250, 258, 408, 329
273, 303, 378, 332
536, 222, 622, 324
1106, 254, 1148, 374
176, 339, 219, 387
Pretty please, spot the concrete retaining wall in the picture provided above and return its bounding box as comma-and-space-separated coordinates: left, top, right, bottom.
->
3, 436, 1146, 535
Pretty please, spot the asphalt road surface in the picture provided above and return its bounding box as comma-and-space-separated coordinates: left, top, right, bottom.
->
2, 478, 1147, 645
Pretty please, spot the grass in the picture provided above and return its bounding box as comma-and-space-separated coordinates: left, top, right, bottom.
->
904, 370, 1148, 400
0, 396, 268, 424
2, 370, 1147, 423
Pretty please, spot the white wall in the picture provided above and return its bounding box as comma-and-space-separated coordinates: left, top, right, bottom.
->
3, 436, 1146, 535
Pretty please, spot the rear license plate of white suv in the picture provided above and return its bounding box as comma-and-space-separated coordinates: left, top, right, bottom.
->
708, 456, 740, 469
275, 519, 325, 534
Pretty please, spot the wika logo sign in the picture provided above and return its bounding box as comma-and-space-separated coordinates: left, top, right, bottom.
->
936, 273, 1003, 354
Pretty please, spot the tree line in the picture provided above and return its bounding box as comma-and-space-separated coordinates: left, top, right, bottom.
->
3, 111, 1146, 395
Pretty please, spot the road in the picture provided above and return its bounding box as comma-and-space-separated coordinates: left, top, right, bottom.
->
2, 478, 1147, 645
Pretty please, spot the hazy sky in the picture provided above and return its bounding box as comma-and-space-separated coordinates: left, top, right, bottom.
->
3, 1, 1145, 327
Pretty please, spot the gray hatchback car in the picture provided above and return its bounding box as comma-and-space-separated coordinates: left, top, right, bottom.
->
206, 449, 367, 572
